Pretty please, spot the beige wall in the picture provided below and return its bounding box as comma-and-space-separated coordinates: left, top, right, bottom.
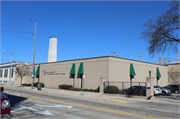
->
34, 57, 108, 89
108, 57, 168, 89
20, 56, 169, 90
40, 58, 108, 89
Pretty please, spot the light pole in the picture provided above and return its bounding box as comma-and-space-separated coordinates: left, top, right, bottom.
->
31, 23, 37, 89
3, 51, 13, 85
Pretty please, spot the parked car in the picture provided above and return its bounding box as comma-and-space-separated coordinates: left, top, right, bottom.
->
0, 87, 11, 118
122, 86, 146, 95
123, 86, 162, 95
154, 86, 172, 95
154, 86, 162, 95
163, 85, 179, 94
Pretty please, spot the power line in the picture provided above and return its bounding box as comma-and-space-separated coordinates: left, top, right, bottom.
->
36, 37, 153, 58
120, 52, 140, 56
0, 31, 146, 58
36, 37, 111, 54
40, 49, 43, 63
0, 30, 33, 34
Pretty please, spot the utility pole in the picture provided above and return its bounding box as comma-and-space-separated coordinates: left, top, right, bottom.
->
2, 52, 4, 64
10, 53, 13, 85
176, 49, 178, 62
139, 53, 144, 61
112, 52, 117, 57
31, 23, 37, 89
179, 36, 180, 85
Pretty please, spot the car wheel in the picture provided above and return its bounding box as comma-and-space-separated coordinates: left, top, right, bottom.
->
175, 90, 179, 94
162, 91, 166, 95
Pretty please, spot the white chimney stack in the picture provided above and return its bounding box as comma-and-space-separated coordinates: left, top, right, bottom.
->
48, 36, 57, 62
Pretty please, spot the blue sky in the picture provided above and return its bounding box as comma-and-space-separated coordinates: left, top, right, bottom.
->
0, 1, 179, 64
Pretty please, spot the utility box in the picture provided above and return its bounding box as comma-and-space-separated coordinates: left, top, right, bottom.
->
99, 77, 106, 94
37, 83, 41, 90
146, 71, 155, 100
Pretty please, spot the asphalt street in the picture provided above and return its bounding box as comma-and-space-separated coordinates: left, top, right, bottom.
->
2, 86, 180, 119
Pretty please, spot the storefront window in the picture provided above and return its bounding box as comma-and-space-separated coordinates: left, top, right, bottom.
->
0, 70, 3, 78
9, 69, 13, 78
4, 69, 8, 78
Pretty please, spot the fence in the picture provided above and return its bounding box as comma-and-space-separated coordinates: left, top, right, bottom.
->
103, 81, 146, 96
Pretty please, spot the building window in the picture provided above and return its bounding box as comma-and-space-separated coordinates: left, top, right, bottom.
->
9, 69, 13, 78
4, 69, 8, 78
0, 80, 2, 83
0, 70, 3, 78
4, 81, 7, 84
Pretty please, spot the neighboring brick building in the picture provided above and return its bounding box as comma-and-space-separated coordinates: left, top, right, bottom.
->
0, 62, 31, 85
166, 63, 180, 85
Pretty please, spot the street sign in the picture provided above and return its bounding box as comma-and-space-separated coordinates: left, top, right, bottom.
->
32, 74, 34, 78
83, 75, 85, 79
147, 83, 150, 89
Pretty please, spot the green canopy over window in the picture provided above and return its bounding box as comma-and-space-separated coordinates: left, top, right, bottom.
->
70, 63, 76, 75
36, 66, 39, 75
156, 67, 161, 78
129, 63, 136, 76
77, 63, 84, 74
31, 67, 35, 75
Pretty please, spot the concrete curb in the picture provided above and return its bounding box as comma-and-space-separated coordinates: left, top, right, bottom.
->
3, 85, 149, 102
3, 85, 180, 105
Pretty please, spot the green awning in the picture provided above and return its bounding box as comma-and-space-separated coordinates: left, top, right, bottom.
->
77, 63, 84, 74
36, 66, 39, 75
129, 63, 136, 76
156, 67, 161, 78
31, 67, 35, 75
70, 63, 76, 75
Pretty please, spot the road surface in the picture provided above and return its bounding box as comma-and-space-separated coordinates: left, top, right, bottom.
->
2, 86, 180, 119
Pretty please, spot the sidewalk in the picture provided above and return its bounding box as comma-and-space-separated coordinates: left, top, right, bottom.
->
2, 84, 179, 105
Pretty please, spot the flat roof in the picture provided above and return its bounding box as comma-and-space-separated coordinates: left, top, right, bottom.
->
36, 56, 167, 67
0, 61, 32, 65
165, 63, 180, 66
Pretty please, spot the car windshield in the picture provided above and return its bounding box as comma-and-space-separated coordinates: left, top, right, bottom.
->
130, 86, 136, 89
155, 86, 163, 89
165, 85, 171, 88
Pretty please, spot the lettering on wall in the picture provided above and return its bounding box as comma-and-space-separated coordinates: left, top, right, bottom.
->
43, 70, 65, 75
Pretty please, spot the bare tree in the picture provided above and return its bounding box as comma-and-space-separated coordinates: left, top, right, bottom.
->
16, 65, 31, 86
141, 0, 179, 57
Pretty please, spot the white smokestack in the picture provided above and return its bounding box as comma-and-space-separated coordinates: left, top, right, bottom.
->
48, 36, 57, 62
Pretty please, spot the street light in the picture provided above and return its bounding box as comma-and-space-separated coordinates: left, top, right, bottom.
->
3, 51, 13, 85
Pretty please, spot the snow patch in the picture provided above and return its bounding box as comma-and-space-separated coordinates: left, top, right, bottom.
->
18, 105, 53, 115
35, 104, 73, 108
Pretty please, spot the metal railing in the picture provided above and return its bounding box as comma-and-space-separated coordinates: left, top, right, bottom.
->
103, 81, 146, 96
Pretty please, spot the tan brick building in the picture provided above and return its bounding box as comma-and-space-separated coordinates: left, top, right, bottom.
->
12, 56, 170, 90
